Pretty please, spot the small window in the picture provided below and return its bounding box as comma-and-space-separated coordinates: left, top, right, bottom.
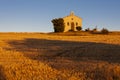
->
71, 18, 73, 20
76, 22, 78, 26
67, 22, 69, 26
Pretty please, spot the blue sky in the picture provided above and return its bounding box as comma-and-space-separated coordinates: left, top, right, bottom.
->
0, 0, 120, 32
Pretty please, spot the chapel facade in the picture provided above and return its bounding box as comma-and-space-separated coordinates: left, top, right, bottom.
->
63, 12, 82, 32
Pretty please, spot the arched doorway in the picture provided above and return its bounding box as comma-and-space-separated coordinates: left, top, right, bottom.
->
71, 22, 75, 31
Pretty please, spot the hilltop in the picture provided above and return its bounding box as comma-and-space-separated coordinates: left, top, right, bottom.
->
48, 31, 120, 36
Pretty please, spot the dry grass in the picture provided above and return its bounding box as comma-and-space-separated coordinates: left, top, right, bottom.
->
0, 32, 120, 80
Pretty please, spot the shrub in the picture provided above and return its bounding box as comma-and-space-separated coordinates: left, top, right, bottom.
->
85, 28, 90, 32
76, 26, 82, 31
101, 28, 109, 34
92, 28, 97, 32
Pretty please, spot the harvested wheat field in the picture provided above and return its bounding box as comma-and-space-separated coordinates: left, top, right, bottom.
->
0, 32, 120, 80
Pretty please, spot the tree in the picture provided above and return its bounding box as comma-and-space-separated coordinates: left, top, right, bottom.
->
76, 26, 82, 31
51, 18, 65, 32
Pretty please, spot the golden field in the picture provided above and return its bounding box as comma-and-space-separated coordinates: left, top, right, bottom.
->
0, 32, 120, 80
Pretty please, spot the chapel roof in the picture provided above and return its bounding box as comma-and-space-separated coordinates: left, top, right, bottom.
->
63, 11, 82, 19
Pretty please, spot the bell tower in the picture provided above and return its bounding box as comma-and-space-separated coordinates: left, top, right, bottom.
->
70, 11, 74, 16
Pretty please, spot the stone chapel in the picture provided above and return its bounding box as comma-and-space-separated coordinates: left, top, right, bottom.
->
63, 12, 82, 32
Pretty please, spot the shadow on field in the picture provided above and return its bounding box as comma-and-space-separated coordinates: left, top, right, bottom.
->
6, 38, 120, 64
0, 65, 6, 80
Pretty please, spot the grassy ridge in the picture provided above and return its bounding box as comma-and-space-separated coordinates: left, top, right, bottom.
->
48, 31, 120, 36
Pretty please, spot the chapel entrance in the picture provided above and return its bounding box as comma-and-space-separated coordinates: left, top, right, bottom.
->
71, 22, 75, 31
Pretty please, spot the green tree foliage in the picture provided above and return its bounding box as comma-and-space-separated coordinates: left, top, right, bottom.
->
76, 26, 82, 31
51, 18, 65, 32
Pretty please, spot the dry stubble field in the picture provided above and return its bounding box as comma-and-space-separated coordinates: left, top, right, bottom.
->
0, 32, 120, 80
